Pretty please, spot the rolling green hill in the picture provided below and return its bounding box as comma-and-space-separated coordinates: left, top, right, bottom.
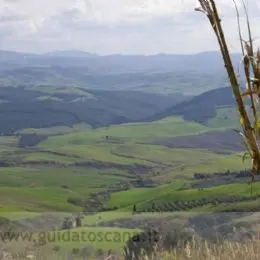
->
145, 87, 238, 124
0, 109, 250, 214
0, 87, 185, 134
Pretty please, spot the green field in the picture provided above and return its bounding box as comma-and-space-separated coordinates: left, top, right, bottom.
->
0, 167, 129, 212
0, 114, 250, 214
206, 105, 250, 129
18, 123, 92, 136
40, 116, 209, 147
107, 181, 260, 212
106, 180, 190, 209
160, 152, 250, 180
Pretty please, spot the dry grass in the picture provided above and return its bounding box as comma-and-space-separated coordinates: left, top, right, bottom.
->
140, 237, 260, 260
3, 238, 260, 259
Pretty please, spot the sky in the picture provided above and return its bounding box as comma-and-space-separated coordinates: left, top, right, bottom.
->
0, 0, 259, 54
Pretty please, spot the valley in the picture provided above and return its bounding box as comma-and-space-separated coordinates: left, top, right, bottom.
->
0, 50, 257, 259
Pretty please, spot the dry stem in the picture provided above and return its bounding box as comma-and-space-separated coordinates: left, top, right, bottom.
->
196, 0, 260, 180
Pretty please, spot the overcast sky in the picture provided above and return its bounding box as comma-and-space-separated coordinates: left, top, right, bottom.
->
0, 0, 259, 54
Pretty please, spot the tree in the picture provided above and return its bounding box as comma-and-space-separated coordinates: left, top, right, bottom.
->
151, 202, 156, 212
196, 0, 260, 185
132, 204, 137, 214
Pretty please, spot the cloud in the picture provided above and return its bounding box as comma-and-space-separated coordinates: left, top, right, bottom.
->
0, 0, 259, 54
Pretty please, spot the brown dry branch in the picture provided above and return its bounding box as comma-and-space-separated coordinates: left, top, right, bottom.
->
195, 0, 260, 181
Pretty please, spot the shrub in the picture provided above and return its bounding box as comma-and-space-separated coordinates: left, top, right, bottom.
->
95, 249, 104, 257
71, 248, 80, 255
52, 245, 60, 252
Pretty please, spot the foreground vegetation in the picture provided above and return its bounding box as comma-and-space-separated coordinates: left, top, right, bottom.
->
140, 238, 260, 260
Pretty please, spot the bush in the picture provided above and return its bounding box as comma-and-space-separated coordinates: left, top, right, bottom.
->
95, 249, 104, 257
71, 248, 80, 255
67, 197, 85, 206
52, 245, 60, 252
124, 228, 159, 260
123, 226, 199, 260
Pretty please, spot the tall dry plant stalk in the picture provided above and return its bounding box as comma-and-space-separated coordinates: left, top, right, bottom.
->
195, 0, 260, 182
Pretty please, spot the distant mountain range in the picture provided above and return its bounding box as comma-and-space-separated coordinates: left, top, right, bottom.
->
0, 50, 243, 96
0, 50, 241, 74
43, 50, 98, 58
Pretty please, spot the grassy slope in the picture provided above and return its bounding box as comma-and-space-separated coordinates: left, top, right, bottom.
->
106, 180, 190, 209
83, 211, 190, 226
161, 152, 251, 179
37, 115, 248, 177
37, 143, 239, 170
22, 152, 79, 164
207, 106, 241, 128
39, 117, 209, 147
107, 181, 259, 210
0, 114, 250, 214
0, 167, 128, 212
18, 123, 92, 136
